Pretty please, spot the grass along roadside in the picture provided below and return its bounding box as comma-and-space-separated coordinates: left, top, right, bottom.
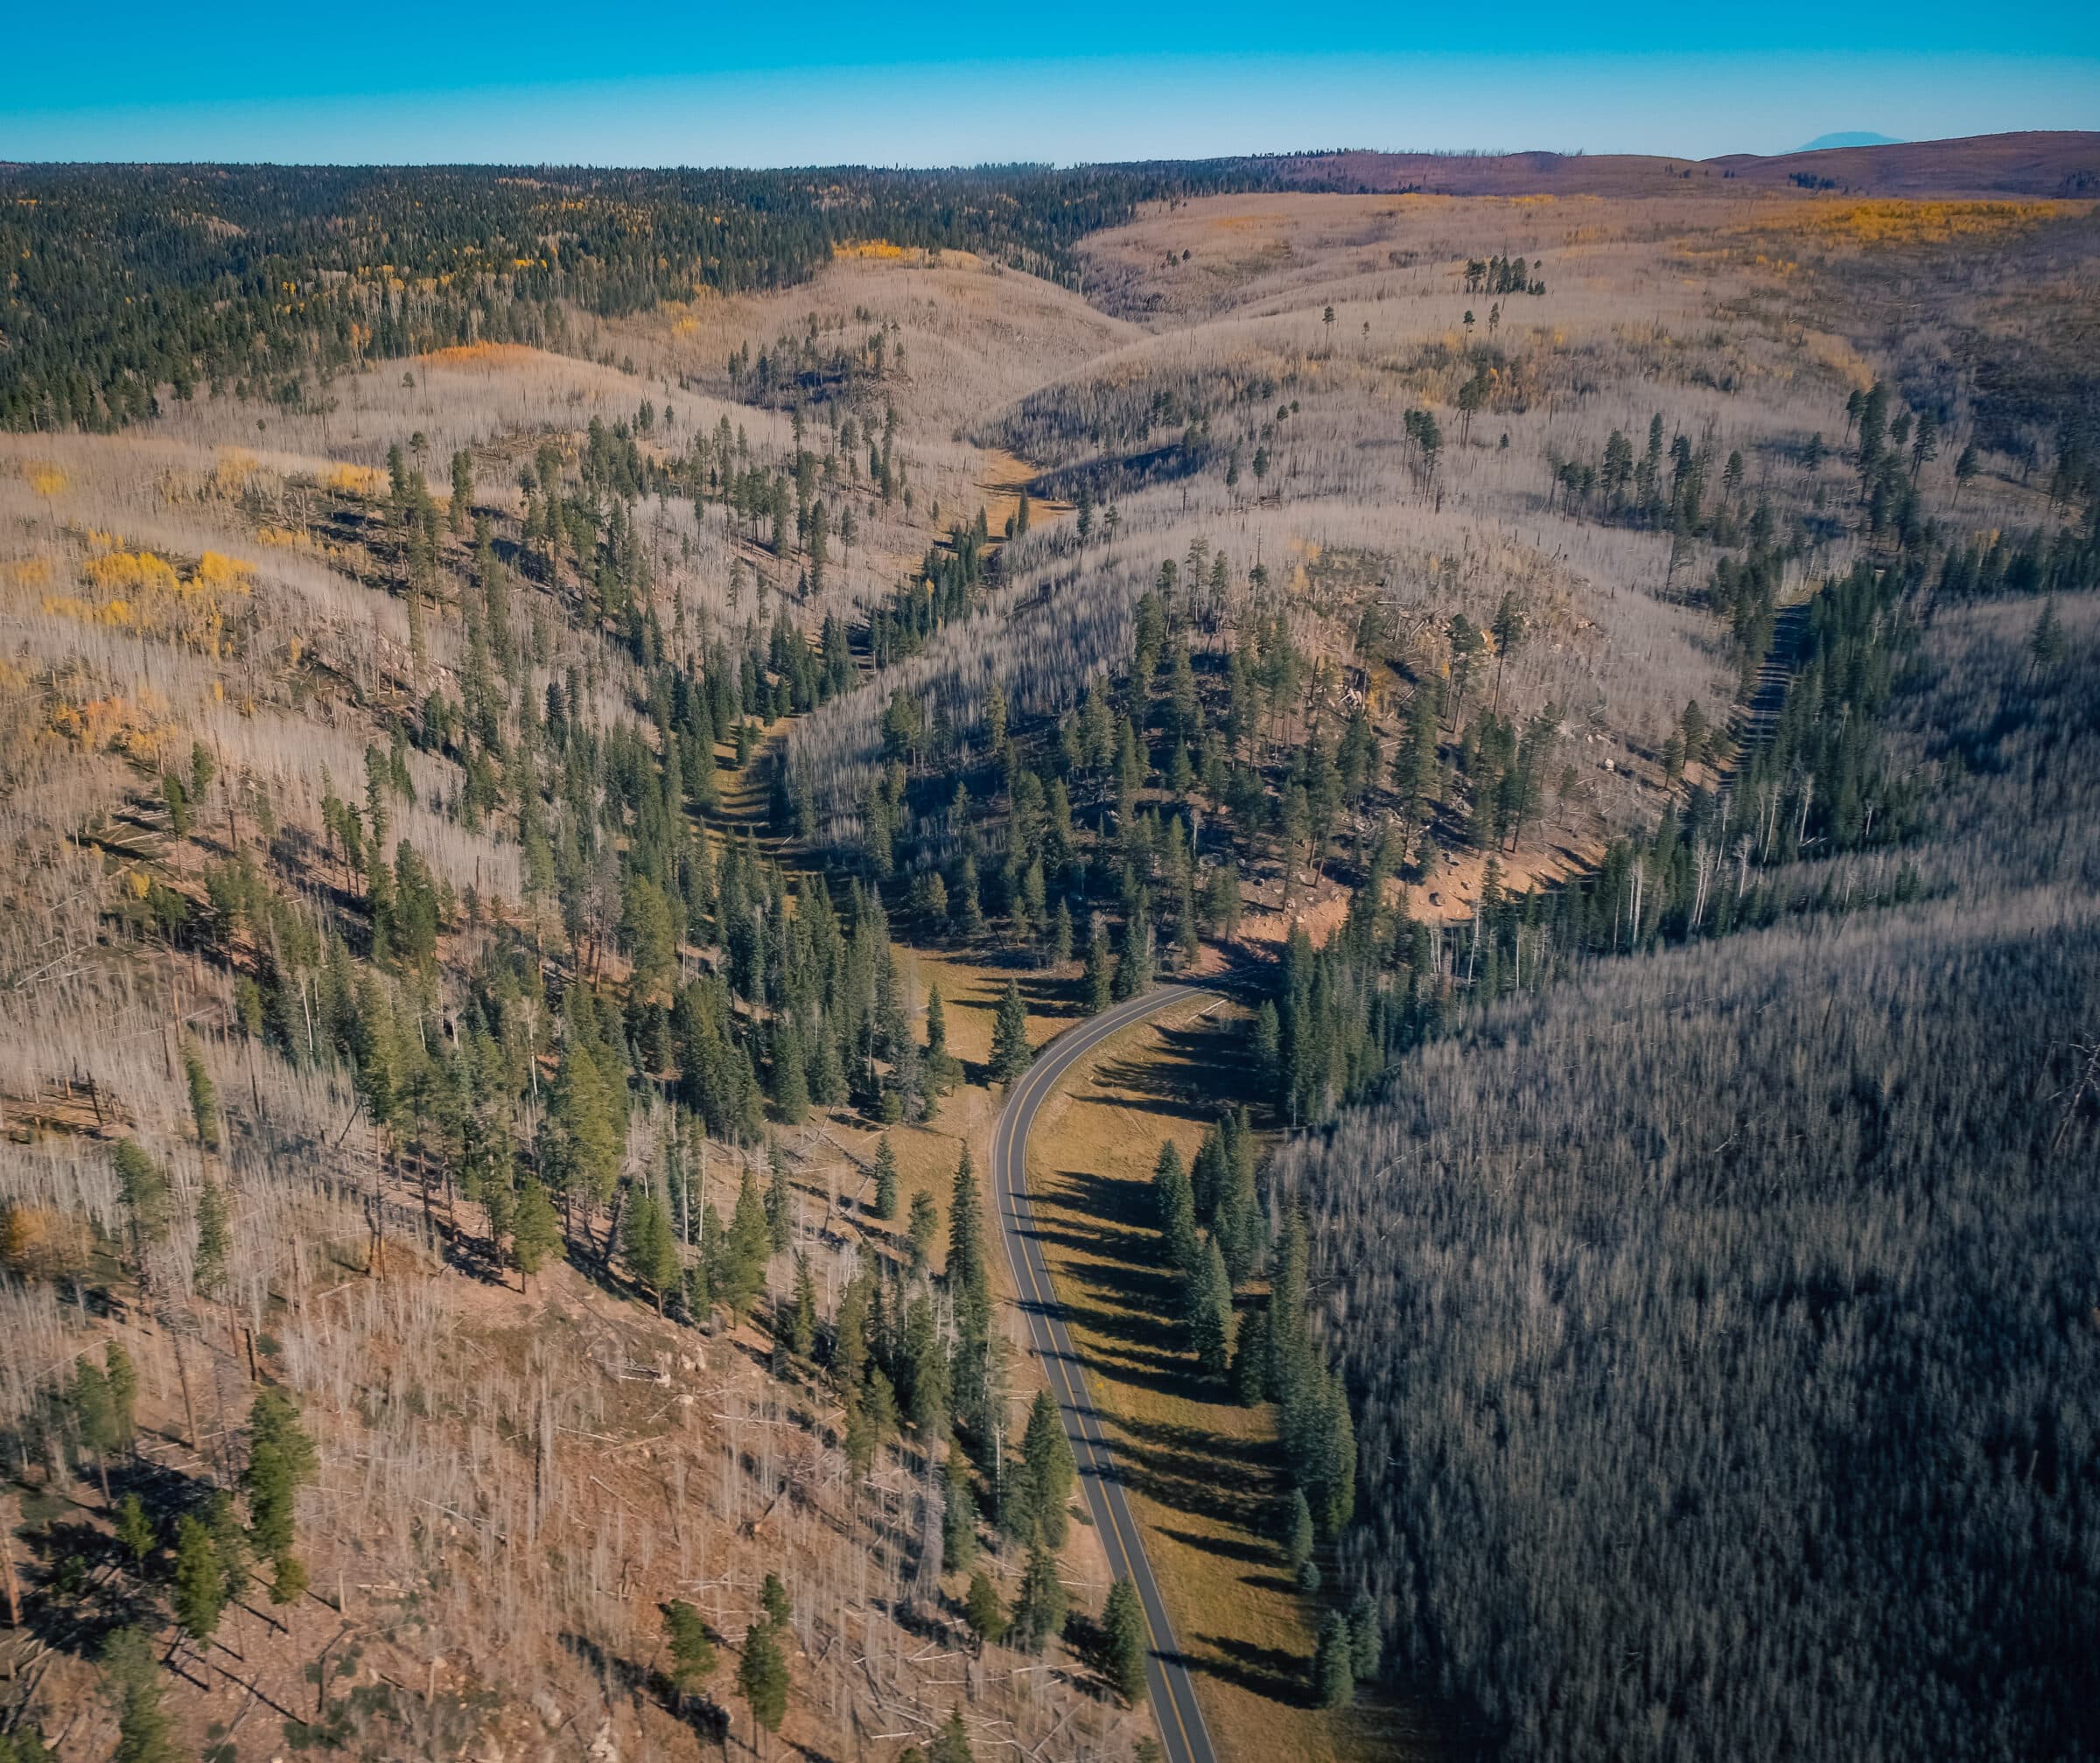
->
1018, 994, 1432, 1763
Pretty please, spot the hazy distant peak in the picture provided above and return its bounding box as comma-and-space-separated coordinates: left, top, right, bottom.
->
1798, 130, 1904, 151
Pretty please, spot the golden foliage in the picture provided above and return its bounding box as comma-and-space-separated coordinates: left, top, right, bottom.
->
324, 463, 388, 498
1740, 199, 2082, 251
210, 448, 261, 496
44, 681, 174, 761
419, 340, 537, 367
1, 1206, 94, 1281
4, 458, 69, 497
834, 239, 909, 260
46, 545, 253, 654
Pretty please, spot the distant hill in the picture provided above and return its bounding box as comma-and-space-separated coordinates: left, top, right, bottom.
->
1268, 131, 2100, 199
1799, 131, 1903, 152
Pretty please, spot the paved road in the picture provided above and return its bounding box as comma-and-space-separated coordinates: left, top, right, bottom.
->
991, 986, 1222, 1763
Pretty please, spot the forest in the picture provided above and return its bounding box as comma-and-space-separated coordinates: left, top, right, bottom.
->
0, 150, 2096, 1762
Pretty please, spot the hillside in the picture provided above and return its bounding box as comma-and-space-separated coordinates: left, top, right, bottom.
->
1, 158, 2096, 1763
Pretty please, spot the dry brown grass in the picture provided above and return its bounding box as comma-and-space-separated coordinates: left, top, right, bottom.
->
1021, 994, 1440, 1763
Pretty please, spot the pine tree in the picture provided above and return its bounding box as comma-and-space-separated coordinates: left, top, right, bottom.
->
1152, 1141, 1198, 1271
1265, 1211, 1311, 1403
964, 1571, 1006, 1647
789, 1252, 817, 1357
110, 1140, 171, 1270
114, 1494, 154, 1569
663, 1599, 717, 1697
1348, 1585, 1382, 1682
943, 1445, 979, 1572
721, 1165, 772, 1322
947, 1150, 987, 1322
192, 1178, 231, 1299
242, 1388, 317, 1600
510, 1177, 562, 1292
930, 1709, 976, 1763
761, 1571, 793, 1634
1102, 1578, 1149, 1704
1186, 1236, 1234, 1381
182, 1039, 220, 1153
924, 983, 957, 1099
1082, 916, 1113, 1016
1010, 1543, 1068, 1654
872, 1134, 900, 1221
1232, 1303, 1270, 1407
990, 983, 1032, 1085
1284, 1487, 1319, 1593
70, 1360, 118, 1501
102, 1627, 178, 1763
737, 1620, 790, 1753
1014, 1389, 1076, 1548
1112, 901, 1154, 1000
905, 1191, 940, 1278
550, 1030, 622, 1230
766, 1145, 793, 1256
1313, 1611, 1354, 1709
770, 1018, 808, 1123
104, 1341, 138, 1453
172, 1514, 226, 1643
621, 1186, 680, 1313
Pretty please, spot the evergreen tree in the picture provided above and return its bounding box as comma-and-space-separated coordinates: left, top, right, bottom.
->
872, 1133, 900, 1221
70, 1360, 118, 1501
114, 1494, 154, 1570
550, 1029, 622, 1233
737, 1621, 790, 1753
1112, 901, 1154, 999
510, 1177, 562, 1292
930, 1709, 976, 1763
243, 1388, 318, 1601
990, 983, 1032, 1085
1232, 1303, 1270, 1407
102, 1627, 178, 1763
1348, 1585, 1382, 1682
770, 1018, 809, 1123
947, 1150, 988, 1324
1284, 1487, 1319, 1592
663, 1599, 717, 1697
943, 1445, 979, 1572
1010, 1543, 1068, 1654
964, 1570, 1006, 1647
1082, 916, 1114, 1016
766, 1145, 793, 1256
789, 1252, 817, 1357
720, 1165, 772, 1322
1152, 1141, 1198, 1271
103, 1341, 139, 1453
110, 1140, 171, 1270
172, 1514, 226, 1643
621, 1186, 680, 1312
1013, 1389, 1076, 1548
1102, 1578, 1149, 1704
192, 1177, 231, 1299
1313, 1611, 1355, 1709
182, 1039, 220, 1152
1186, 1236, 1234, 1381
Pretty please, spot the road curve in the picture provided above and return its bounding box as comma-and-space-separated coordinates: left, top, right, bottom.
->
991, 985, 1222, 1763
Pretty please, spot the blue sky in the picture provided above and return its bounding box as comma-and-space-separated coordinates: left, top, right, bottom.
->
4, 2, 2095, 164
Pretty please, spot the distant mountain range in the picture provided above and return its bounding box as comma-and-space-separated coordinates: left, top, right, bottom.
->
1799, 132, 1903, 151
1269, 131, 2100, 199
